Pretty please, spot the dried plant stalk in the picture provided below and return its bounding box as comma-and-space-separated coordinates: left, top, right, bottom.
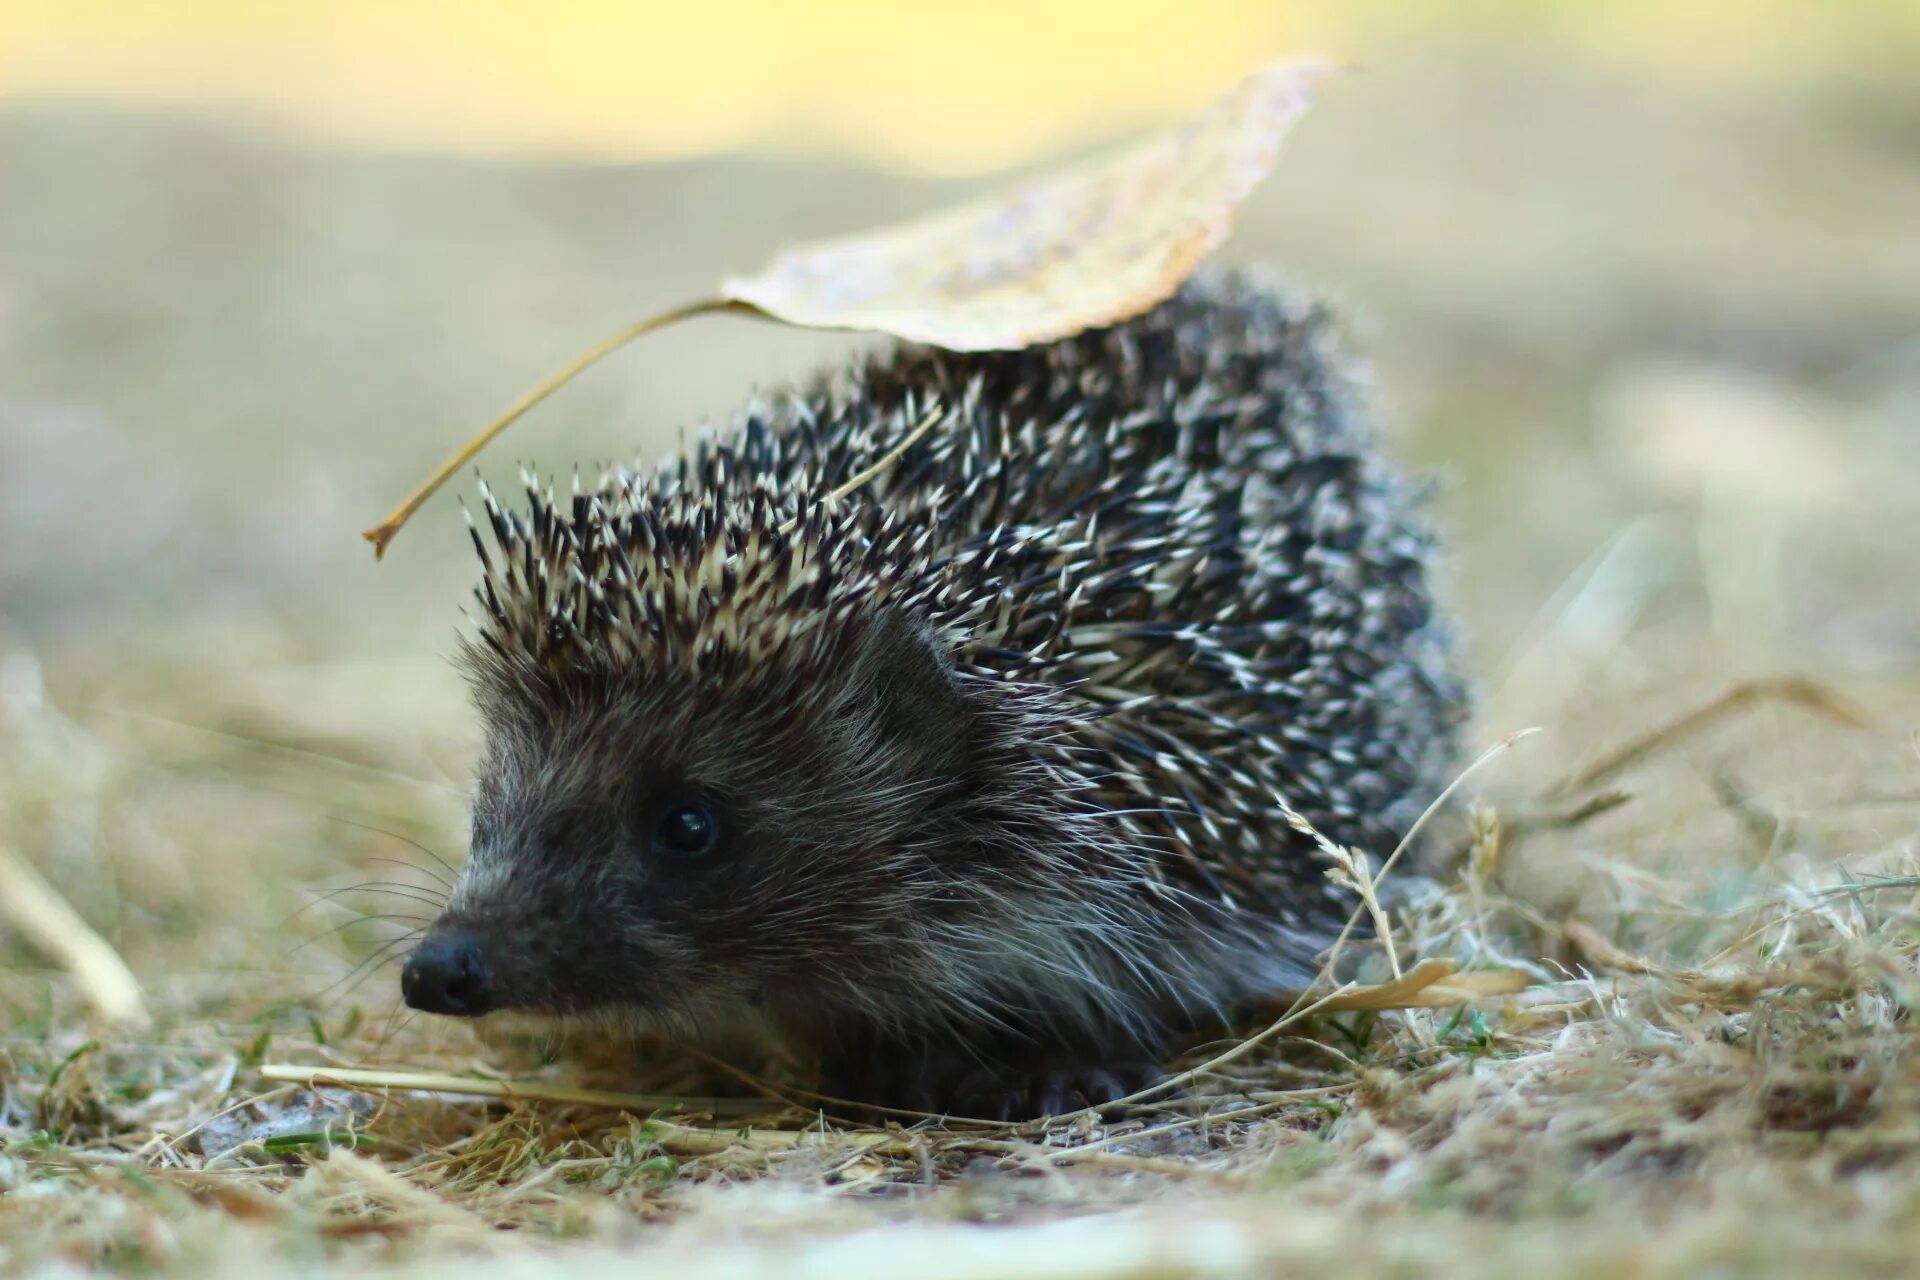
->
257, 1064, 777, 1119
0, 841, 148, 1028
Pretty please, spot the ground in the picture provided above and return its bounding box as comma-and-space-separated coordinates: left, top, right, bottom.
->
2, 41, 1920, 1279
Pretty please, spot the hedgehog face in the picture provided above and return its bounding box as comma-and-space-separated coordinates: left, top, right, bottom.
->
401, 609, 986, 1036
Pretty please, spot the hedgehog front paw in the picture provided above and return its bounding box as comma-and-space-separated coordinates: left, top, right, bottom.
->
947, 1058, 1163, 1123
819, 1039, 1163, 1123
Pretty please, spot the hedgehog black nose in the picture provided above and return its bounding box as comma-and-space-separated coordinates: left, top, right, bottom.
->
401, 933, 496, 1016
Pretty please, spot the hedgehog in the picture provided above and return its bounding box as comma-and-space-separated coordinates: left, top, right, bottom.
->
400, 272, 1464, 1120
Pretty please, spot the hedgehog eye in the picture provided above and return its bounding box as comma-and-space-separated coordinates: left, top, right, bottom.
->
653, 801, 719, 858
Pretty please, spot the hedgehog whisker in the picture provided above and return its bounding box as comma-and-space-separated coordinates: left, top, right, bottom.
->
357, 856, 457, 895
279, 884, 448, 933
329, 817, 462, 887
371, 1004, 424, 1061
288, 914, 435, 959
311, 931, 425, 1009
328, 882, 449, 911
110, 710, 463, 795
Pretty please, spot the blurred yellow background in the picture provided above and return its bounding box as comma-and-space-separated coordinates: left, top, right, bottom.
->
6, 0, 1918, 170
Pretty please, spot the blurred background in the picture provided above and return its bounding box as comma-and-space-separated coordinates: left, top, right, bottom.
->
1, 2, 1917, 1002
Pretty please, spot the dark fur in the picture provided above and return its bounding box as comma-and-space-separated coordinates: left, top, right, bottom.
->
416, 274, 1464, 1119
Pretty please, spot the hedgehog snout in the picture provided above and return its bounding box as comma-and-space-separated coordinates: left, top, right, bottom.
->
402, 930, 498, 1017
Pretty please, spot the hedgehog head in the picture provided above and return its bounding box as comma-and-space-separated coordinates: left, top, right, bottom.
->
401, 468, 1088, 1043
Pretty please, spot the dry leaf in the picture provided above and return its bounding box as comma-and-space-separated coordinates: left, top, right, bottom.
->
1563, 918, 1661, 975
364, 58, 1332, 557
718, 58, 1331, 350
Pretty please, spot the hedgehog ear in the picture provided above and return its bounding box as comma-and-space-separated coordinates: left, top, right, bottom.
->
854, 614, 969, 781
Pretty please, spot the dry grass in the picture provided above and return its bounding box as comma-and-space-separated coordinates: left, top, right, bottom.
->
3, 647, 1917, 1277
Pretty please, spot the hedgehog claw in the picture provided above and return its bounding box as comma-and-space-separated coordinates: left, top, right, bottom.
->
820, 1038, 1164, 1124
